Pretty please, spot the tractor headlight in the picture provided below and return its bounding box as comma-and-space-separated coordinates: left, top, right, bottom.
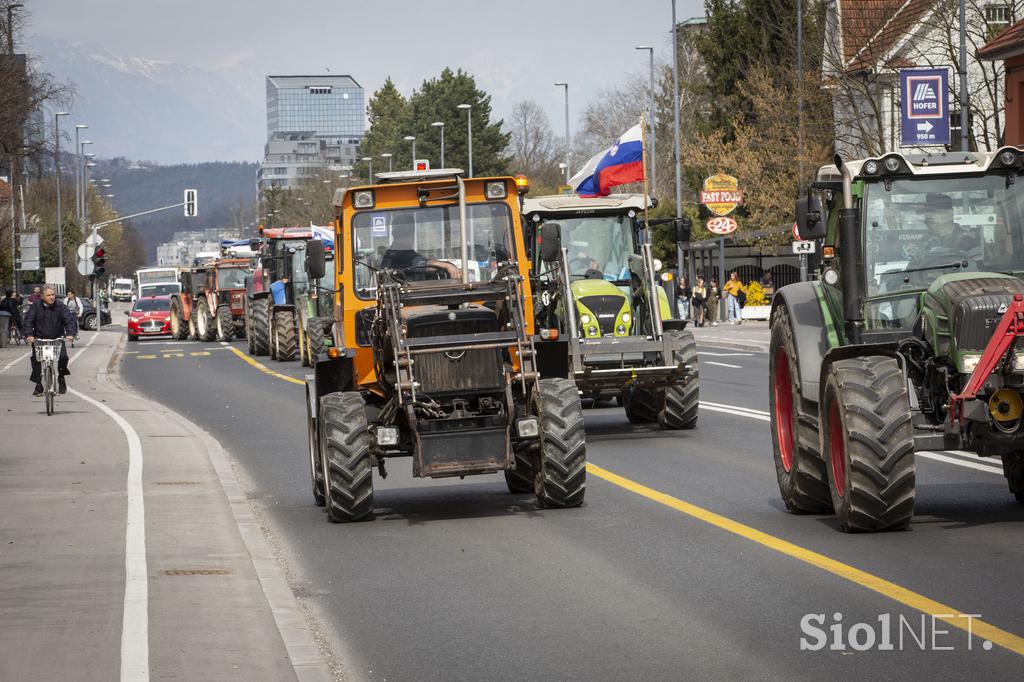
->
485, 181, 507, 199
1000, 150, 1018, 167
376, 426, 399, 446
653, 258, 663, 271
616, 324, 626, 335
621, 312, 631, 323
884, 157, 901, 172
961, 354, 983, 374
353, 190, 375, 209
588, 326, 598, 336
864, 160, 880, 175
1013, 354, 1024, 372
516, 417, 539, 438
580, 314, 592, 325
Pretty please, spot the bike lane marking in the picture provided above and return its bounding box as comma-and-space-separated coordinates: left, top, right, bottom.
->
586, 462, 1024, 657
70, 333, 149, 681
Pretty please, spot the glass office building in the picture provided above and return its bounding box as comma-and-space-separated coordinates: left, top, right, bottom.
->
260, 75, 365, 191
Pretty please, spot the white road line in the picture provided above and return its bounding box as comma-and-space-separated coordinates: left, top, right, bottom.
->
67, 334, 149, 680
0, 350, 30, 373
706, 361, 743, 369
697, 351, 754, 357
705, 400, 1005, 476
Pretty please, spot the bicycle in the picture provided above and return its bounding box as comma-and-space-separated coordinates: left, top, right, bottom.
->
34, 339, 64, 416
7, 318, 23, 345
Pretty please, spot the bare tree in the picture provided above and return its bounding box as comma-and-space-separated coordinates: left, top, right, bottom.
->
507, 100, 562, 190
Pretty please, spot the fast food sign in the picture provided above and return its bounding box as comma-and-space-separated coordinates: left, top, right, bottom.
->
706, 216, 738, 235
700, 173, 741, 216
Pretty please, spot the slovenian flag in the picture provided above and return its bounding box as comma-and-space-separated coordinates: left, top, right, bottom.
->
569, 123, 644, 197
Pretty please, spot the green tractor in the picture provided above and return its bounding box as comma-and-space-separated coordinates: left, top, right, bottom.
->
771, 148, 1024, 532
523, 194, 699, 429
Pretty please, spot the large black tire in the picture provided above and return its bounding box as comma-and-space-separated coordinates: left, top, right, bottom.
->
250, 298, 270, 356
623, 386, 661, 424
307, 384, 325, 507
245, 300, 255, 353
44, 365, 55, 416
319, 392, 373, 522
196, 299, 216, 342
660, 329, 699, 430
306, 317, 329, 368
299, 318, 311, 367
1001, 453, 1024, 503
216, 305, 233, 341
274, 309, 298, 361
169, 298, 189, 341
769, 305, 833, 513
505, 441, 537, 493
822, 356, 915, 532
536, 377, 586, 508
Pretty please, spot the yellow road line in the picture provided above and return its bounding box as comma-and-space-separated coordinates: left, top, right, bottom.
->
587, 462, 1024, 656
190, 351, 210, 356
227, 346, 304, 385
137, 355, 156, 360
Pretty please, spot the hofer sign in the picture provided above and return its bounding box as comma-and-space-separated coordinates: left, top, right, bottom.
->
700, 173, 742, 216
899, 67, 950, 147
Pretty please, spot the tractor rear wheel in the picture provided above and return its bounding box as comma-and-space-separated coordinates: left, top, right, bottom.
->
660, 329, 699, 430
169, 298, 189, 341
250, 298, 270, 356
307, 384, 325, 507
216, 305, 233, 341
536, 377, 586, 508
319, 392, 373, 522
274, 309, 298, 361
822, 356, 915, 532
1002, 453, 1024, 503
623, 386, 661, 424
769, 305, 833, 513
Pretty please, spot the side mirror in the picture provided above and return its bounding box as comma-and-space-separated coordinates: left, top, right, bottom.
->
540, 223, 562, 263
123, 310, 130, 315
306, 239, 326, 280
676, 217, 692, 244
249, 238, 261, 251
795, 194, 827, 240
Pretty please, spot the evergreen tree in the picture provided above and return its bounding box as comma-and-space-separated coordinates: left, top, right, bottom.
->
357, 77, 411, 178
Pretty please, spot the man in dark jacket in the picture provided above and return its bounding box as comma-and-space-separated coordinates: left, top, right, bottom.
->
24, 286, 78, 396
1, 289, 22, 332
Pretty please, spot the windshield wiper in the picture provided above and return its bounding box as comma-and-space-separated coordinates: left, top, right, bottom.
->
882, 260, 968, 281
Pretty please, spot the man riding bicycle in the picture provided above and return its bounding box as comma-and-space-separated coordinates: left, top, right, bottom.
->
24, 286, 78, 396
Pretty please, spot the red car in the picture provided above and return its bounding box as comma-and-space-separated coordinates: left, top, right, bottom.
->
126, 296, 172, 341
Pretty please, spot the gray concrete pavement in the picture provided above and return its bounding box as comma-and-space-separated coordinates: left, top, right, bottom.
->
690, 319, 769, 352
0, 329, 330, 680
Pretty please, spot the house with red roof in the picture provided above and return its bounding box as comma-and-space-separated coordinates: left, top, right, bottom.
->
824, 0, 1012, 156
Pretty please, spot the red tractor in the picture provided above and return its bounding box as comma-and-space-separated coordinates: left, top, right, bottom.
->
169, 258, 251, 341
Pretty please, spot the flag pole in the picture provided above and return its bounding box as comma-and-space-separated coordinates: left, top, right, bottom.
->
640, 113, 650, 227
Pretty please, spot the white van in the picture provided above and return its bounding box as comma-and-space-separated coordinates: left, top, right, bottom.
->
111, 278, 134, 301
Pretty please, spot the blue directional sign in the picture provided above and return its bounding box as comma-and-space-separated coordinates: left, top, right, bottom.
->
900, 68, 950, 147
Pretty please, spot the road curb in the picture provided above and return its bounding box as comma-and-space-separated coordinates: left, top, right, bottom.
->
106, 333, 334, 682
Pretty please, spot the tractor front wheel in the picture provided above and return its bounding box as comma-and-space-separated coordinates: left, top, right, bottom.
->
250, 298, 271, 356
216, 305, 233, 341
307, 384, 325, 507
1002, 452, 1024, 503
319, 392, 373, 522
769, 305, 833, 514
535, 377, 586, 508
623, 386, 661, 424
822, 356, 915, 532
273, 309, 298, 361
505, 441, 537, 493
660, 329, 699, 430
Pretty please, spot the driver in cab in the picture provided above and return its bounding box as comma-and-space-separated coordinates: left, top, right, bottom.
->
917, 193, 975, 257
380, 218, 459, 279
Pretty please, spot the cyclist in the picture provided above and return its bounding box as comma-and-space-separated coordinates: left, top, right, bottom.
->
2, 289, 23, 339
24, 286, 78, 396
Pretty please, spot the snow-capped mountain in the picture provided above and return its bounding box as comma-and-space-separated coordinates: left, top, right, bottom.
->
28, 37, 264, 164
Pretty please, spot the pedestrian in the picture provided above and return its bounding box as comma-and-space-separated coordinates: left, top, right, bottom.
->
2, 289, 23, 334
706, 279, 720, 326
23, 286, 78, 395
64, 290, 83, 318
760, 270, 775, 301
691, 275, 707, 327
28, 286, 41, 303
676, 276, 691, 321
723, 271, 747, 324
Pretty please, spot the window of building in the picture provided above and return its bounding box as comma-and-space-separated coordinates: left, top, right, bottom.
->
986, 4, 1012, 38
309, 86, 332, 94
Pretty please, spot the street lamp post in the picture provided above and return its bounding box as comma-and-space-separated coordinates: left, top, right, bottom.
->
635, 46, 656, 193
457, 104, 473, 177
671, 0, 692, 285
74, 125, 87, 225
360, 156, 373, 182
555, 82, 570, 183
432, 121, 445, 167
404, 135, 416, 169
80, 141, 93, 224
83, 154, 95, 224
54, 112, 69, 267
381, 152, 393, 172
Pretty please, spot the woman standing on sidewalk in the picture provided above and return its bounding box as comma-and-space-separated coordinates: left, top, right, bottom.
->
723, 271, 746, 325
706, 279, 720, 327
691, 275, 707, 327
676, 276, 691, 321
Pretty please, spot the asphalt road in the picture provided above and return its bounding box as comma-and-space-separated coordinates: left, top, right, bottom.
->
120, 333, 1024, 679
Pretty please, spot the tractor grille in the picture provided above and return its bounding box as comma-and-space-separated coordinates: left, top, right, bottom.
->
939, 277, 1024, 351
406, 307, 504, 395
578, 295, 623, 335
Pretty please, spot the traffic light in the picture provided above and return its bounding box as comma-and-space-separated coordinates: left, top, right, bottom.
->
91, 247, 107, 279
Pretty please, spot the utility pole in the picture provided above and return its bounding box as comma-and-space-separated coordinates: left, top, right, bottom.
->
6, 3, 24, 291
555, 83, 570, 183
636, 46, 656, 193
55, 112, 69, 268
958, 0, 969, 151
671, 0, 690, 284
797, 0, 807, 282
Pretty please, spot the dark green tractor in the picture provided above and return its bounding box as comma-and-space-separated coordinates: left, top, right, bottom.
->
771, 148, 1024, 532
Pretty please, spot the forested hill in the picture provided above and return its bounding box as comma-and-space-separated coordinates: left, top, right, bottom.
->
95, 158, 258, 259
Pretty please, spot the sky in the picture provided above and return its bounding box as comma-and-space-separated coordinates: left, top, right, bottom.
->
26, 0, 706, 152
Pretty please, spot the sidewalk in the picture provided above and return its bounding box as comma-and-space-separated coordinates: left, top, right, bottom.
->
0, 332, 331, 681
689, 320, 769, 352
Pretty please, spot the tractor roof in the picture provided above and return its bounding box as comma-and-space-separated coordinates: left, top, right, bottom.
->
260, 226, 315, 240
817, 147, 1024, 182
522, 193, 652, 215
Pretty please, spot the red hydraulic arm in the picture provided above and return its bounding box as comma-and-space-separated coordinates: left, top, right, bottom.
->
950, 293, 1024, 423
